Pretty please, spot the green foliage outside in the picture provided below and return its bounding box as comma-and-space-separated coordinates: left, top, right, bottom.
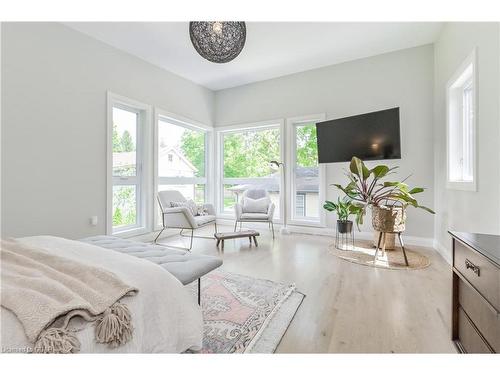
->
112, 124, 136, 152
223, 128, 281, 178
121, 130, 135, 152
112, 186, 136, 227
180, 130, 205, 177
296, 125, 318, 167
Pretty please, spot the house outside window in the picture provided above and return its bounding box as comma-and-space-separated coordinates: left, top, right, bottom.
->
155, 111, 210, 227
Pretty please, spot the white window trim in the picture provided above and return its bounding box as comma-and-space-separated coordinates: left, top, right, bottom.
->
215, 119, 285, 223
153, 107, 213, 230
286, 114, 326, 228
107, 92, 153, 237
446, 48, 478, 192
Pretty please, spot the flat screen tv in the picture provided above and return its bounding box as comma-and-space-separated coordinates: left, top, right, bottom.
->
316, 107, 401, 163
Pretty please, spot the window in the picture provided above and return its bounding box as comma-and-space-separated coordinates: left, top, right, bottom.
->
287, 115, 326, 226
447, 49, 477, 191
218, 122, 282, 218
107, 93, 151, 235
155, 111, 210, 226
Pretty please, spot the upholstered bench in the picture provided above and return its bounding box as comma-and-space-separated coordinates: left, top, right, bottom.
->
80, 235, 222, 304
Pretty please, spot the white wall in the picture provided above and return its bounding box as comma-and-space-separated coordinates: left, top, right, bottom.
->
1, 22, 214, 239
433, 23, 500, 261
215, 45, 436, 239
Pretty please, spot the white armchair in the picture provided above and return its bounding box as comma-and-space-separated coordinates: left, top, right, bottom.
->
155, 190, 217, 250
234, 189, 276, 238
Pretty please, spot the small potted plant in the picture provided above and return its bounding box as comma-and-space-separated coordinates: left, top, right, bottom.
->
323, 197, 360, 234
332, 156, 434, 234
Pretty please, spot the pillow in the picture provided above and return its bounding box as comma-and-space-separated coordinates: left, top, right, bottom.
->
170, 199, 198, 216
242, 196, 270, 214
197, 204, 209, 216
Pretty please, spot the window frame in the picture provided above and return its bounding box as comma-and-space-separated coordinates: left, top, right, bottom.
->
153, 107, 213, 230
215, 119, 285, 222
446, 48, 478, 191
107, 92, 153, 237
286, 114, 326, 227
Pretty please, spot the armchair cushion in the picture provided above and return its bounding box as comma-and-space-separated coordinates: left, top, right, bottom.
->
240, 213, 270, 220
202, 203, 216, 216
170, 199, 198, 216
194, 215, 216, 227
242, 196, 271, 214
162, 207, 197, 229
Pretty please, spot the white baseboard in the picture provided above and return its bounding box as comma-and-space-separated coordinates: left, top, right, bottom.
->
433, 239, 452, 265
215, 218, 435, 248
132, 219, 441, 256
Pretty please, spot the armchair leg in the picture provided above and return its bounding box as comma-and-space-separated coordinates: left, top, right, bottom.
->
271, 221, 275, 239
214, 221, 218, 235
189, 229, 194, 251
154, 227, 165, 243
197, 278, 201, 305
179, 228, 194, 251
234, 220, 238, 232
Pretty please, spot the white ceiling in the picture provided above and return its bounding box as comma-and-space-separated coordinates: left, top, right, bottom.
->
65, 22, 443, 91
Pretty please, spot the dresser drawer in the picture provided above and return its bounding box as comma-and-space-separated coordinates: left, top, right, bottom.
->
458, 278, 499, 352
454, 240, 500, 311
458, 307, 493, 353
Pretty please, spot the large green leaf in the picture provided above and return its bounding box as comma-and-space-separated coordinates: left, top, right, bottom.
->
350, 157, 370, 180
323, 201, 338, 212
384, 181, 409, 192
408, 187, 424, 194
417, 205, 435, 214
371, 165, 390, 178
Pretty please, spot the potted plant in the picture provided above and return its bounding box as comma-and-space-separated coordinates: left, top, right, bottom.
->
332, 157, 434, 234
323, 197, 360, 234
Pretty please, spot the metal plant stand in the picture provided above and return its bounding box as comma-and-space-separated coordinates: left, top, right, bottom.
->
374, 231, 409, 266
335, 223, 355, 251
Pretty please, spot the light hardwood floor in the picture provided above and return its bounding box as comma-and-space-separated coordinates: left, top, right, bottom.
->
157, 225, 456, 353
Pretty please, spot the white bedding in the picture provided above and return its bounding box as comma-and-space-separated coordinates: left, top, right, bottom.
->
0, 236, 203, 353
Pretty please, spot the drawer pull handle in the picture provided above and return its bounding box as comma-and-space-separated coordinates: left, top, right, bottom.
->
465, 259, 480, 277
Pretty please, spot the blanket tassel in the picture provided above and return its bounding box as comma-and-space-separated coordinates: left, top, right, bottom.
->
34, 327, 81, 354
95, 302, 133, 348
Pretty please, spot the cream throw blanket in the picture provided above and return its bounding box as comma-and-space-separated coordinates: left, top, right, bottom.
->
1, 239, 138, 353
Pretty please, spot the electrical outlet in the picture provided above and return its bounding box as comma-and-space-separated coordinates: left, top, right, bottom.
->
90, 216, 98, 226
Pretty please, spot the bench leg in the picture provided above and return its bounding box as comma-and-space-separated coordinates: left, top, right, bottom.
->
221, 240, 224, 251
249, 236, 252, 245
198, 278, 201, 305
253, 236, 258, 246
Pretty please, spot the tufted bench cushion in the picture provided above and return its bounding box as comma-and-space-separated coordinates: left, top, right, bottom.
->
79, 235, 222, 285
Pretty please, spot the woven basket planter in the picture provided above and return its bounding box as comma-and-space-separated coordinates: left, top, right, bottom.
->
372, 206, 406, 233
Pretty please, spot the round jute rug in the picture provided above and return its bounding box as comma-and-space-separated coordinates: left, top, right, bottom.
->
329, 243, 430, 270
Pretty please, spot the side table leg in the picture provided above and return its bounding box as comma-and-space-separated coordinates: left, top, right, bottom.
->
398, 233, 409, 266
381, 232, 387, 257
374, 231, 383, 261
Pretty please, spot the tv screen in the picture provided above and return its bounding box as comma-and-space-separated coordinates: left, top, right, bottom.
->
316, 107, 401, 163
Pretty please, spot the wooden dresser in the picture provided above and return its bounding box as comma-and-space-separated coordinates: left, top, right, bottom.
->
450, 231, 500, 353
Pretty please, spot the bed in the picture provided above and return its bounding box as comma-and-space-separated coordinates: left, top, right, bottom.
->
1, 236, 203, 353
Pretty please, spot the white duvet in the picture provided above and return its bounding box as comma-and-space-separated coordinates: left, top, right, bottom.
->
0, 236, 203, 353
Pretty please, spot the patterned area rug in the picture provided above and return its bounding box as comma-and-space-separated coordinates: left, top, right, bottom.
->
329, 243, 430, 270
198, 271, 304, 353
